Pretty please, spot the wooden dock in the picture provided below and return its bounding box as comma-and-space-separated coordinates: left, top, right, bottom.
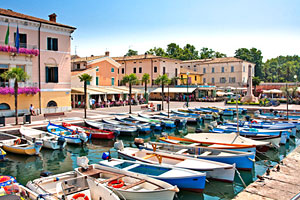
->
234, 145, 300, 200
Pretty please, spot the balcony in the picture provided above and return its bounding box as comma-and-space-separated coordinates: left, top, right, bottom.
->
0, 81, 38, 88
0, 41, 39, 56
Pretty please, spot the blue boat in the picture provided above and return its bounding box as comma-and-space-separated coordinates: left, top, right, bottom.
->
99, 157, 206, 192
142, 142, 255, 171
117, 116, 162, 131
47, 122, 88, 145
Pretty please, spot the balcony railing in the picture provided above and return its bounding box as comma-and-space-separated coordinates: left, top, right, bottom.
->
0, 41, 39, 56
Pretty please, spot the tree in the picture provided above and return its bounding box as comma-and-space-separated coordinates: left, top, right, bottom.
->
121, 74, 139, 114
78, 73, 92, 119
235, 48, 263, 78
252, 76, 261, 96
146, 47, 166, 57
166, 43, 182, 59
155, 74, 170, 110
1, 67, 29, 125
199, 47, 215, 59
126, 49, 138, 56
214, 51, 227, 58
141, 73, 150, 103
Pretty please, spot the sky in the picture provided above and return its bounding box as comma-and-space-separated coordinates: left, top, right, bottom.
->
2, 0, 300, 61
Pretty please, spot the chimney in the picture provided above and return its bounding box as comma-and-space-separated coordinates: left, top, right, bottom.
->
48, 13, 57, 22
105, 51, 110, 57
144, 52, 147, 58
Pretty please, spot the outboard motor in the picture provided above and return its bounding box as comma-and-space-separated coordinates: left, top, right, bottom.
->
79, 132, 87, 145
174, 119, 181, 127
217, 121, 223, 125
113, 130, 120, 138
40, 171, 52, 177
259, 109, 263, 114
57, 136, 66, 149
195, 128, 202, 133
114, 140, 124, 151
134, 138, 144, 148
150, 123, 156, 130
270, 108, 274, 113
196, 117, 203, 124
245, 115, 251, 122
274, 110, 278, 116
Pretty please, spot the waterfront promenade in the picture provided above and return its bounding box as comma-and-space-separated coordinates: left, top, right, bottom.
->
3, 100, 300, 128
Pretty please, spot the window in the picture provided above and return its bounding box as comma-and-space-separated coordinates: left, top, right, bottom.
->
195, 76, 197, 81
175, 68, 178, 76
203, 68, 206, 73
188, 66, 190, 68
154, 66, 157, 73
194, 65, 196, 68
163, 67, 166, 74
47, 101, 57, 107
122, 68, 125, 74
243, 65, 245, 72
111, 68, 114, 73
181, 75, 183, 79
118, 69, 119, 74
212, 77, 215, 83
45, 67, 58, 83
203, 78, 206, 83
47, 37, 58, 51
133, 62, 136, 64
0, 103, 10, 110
14, 33, 27, 48
220, 77, 226, 83
86, 80, 90, 85
122, 62, 124, 64
0, 64, 8, 86
229, 77, 236, 83
231, 66, 234, 72
212, 67, 215, 73
221, 67, 224, 73
133, 68, 136, 73
96, 77, 99, 85
243, 77, 246, 83
163, 61, 165, 63
139, 62, 142, 63
17, 65, 25, 72
111, 77, 115, 86
96, 66, 99, 72
180, 66, 183, 68
139, 67, 142, 73
77, 64, 80, 70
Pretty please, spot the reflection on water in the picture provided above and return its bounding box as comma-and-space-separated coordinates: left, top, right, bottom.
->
0, 121, 299, 200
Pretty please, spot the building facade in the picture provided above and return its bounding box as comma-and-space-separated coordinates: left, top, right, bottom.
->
0, 8, 75, 115
179, 68, 203, 85
112, 54, 181, 86
181, 57, 255, 87
71, 52, 120, 87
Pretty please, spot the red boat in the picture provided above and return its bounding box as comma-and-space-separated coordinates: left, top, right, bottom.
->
62, 122, 116, 139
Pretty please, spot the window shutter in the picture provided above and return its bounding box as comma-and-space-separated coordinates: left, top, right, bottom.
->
47, 38, 52, 50
53, 38, 58, 51
54, 67, 58, 83
45, 67, 49, 83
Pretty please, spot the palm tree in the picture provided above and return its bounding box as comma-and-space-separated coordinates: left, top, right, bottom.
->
155, 74, 170, 110
252, 76, 261, 96
141, 73, 150, 103
121, 73, 139, 114
1, 67, 29, 125
78, 73, 93, 119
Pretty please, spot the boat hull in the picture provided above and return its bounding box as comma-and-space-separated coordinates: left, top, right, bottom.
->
2, 144, 41, 155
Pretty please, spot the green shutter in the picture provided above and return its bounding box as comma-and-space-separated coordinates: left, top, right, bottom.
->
111, 78, 115, 86
45, 67, 49, 83
54, 67, 58, 83
87, 81, 90, 85
96, 77, 99, 85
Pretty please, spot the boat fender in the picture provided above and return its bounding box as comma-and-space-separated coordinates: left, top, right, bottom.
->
108, 179, 124, 189
71, 192, 89, 200
114, 141, 124, 151
53, 177, 59, 182
102, 152, 111, 161
14, 139, 21, 145
3, 184, 19, 194
251, 120, 258, 124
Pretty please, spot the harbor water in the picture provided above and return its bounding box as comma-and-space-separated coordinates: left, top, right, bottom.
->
1, 118, 300, 200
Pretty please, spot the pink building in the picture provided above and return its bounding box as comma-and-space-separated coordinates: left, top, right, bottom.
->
0, 8, 75, 114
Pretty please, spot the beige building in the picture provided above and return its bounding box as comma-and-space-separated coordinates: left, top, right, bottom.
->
112, 54, 181, 86
180, 57, 255, 87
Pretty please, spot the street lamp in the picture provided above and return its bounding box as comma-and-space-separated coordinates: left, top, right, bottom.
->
186, 72, 190, 108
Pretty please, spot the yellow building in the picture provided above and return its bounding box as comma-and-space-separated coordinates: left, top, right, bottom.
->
179, 68, 203, 85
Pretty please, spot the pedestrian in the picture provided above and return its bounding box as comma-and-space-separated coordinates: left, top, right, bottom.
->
29, 104, 36, 116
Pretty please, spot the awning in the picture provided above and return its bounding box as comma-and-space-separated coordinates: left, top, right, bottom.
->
71, 88, 101, 95
151, 87, 196, 93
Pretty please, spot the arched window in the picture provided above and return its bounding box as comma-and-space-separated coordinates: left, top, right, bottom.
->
47, 100, 57, 107
0, 103, 10, 110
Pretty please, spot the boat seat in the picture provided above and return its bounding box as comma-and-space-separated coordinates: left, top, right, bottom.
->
200, 151, 213, 156
122, 180, 146, 190
143, 154, 156, 159
175, 149, 188, 154
100, 175, 125, 184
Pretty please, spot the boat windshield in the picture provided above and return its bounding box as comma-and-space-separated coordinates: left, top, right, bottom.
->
128, 165, 170, 176
61, 176, 89, 196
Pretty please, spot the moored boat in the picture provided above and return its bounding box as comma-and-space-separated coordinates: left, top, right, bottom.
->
62, 122, 117, 139
75, 156, 179, 200
27, 171, 120, 200
99, 157, 206, 192
142, 141, 255, 171
115, 141, 236, 183
20, 126, 66, 150
0, 148, 6, 160
47, 122, 88, 145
